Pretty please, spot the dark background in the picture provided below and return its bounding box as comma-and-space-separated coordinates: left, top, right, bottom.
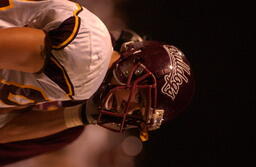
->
114, 0, 254, 167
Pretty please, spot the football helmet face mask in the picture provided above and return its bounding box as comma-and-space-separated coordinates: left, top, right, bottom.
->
91, 41, 195, 141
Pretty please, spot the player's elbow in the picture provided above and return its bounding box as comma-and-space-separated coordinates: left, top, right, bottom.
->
18, 53, 45, 73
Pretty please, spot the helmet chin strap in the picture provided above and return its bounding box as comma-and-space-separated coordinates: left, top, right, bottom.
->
139, 122, 149, 142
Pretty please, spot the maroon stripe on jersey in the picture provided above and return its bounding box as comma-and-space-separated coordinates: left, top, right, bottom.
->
0, 126, 84, 166
0, 0, 10, 8
49, 16, 81, 50
43, 56, 74, 98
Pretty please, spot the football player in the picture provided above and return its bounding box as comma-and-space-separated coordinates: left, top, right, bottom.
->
0, 0, 113, 165
0, 0, 195, 165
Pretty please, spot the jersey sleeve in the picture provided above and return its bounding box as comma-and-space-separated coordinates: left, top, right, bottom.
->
46, 8, 113, 100
43, 3, 113, 100
48, 15, 81, 50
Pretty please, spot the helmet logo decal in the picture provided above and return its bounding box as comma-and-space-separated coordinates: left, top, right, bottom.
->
161, 45, 191, 100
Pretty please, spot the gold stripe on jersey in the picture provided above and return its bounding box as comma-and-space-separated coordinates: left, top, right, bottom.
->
0, 0, 14, 10
0, 79, 49, 102
52, 3, 83, 49
49, 57, 74, 98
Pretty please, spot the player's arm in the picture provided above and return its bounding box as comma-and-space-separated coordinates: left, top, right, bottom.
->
0, 27, 48, 73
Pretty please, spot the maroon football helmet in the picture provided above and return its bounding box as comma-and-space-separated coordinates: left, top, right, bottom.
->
91, 40, 195, 141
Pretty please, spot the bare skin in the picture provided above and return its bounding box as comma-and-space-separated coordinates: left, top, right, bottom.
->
0, 27, 46, 73
109, 50, 120, 68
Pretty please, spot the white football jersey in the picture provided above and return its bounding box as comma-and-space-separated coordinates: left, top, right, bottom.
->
0, 0, 113, 108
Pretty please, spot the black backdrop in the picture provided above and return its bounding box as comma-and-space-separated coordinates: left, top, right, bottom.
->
115, 0, 254, 167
